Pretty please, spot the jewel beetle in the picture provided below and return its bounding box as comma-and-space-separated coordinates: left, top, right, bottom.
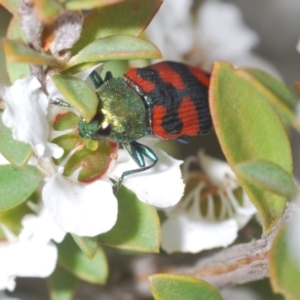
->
78, 61, 212, 192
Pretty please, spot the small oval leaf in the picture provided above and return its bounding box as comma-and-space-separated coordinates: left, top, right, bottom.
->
0, 0, 21, 15
48, 266, 79, 300
98, 185, 160, 253
52, 74, 98, 122
71, 234, 98, 260
3, 39, 57, 66
0, 114, 32, 168
58, 234, 108, 284
35, 0, 62, 23
269, 223, 300, 300
149, 274, 223, 300
64, 0, 123, 10
210, 62, 292, 233
0, 164, 42, 211
239, 68, 297, 128
72, 0, 162, 54
65, 35, 161, 70
6, 17, 31, 82
235, 160, 296, 198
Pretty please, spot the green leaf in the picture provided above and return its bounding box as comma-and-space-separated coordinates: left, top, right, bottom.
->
0, 113, 32, 168
48, 267, 79, 300
0, 164, 42, 211
52, 74, 99, 122
240, 68, 298, 129
269, 223, 300, 300
149, 274, 223, 300
65, 35, 161, 70
57, 234, 108, 284
65, 0, 123, 10
0, 0, 21, 15
98, 185, 160, 252
61, 62, 102, 76
235, 160, 296, 198
0, 196, 36, 234
71, 234, 98, 259
35, 0, 62, 23
3, 39, 57, 66
210, 62, 292, 233
5, 17, 30, 82
72, 0, 162, 54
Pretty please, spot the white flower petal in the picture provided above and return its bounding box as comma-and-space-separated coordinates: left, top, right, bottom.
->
0, 240, 57, 291
198, 151, 238, 189
42, 170, 118, 236
196, 1, 259, 60
147, 0, 194, 60
20, 204, 66, 244
161, 152, 256, 253
232, 191, 256, 228
161, 215, 238, 253
111, 144, 184, 208
0, 154, 10, 165
2, 76, 63, 160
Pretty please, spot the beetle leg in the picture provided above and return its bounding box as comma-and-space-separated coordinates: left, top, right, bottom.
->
175, 137, 189, 144
123, 142, 146, 167
50, 98, 72, 108
113, 141, 158, 194
90, 71, 104, 88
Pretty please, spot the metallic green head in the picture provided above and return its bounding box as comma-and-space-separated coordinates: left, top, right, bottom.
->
78, 78, 149, 143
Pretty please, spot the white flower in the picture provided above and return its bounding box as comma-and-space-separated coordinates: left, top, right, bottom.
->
146, 0, 194, 61
147, 0, 279, 76
42, 141, 184, 237
20, 202, 66, 244
0, 155, 63, 292
194, 0, 278, 74
0, 205, 60, 291
111, 140, 184, 208
161, 151, 256, 253
2, 77, 63, 160
1, 74, 184, 238
42, 167, 118, 237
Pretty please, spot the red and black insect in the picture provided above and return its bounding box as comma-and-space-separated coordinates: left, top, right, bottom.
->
78, 61, 212, 192
126, 61, 211, 139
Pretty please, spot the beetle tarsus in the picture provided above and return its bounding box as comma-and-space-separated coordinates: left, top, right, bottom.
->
50, 98, 72, 108
112, 142, 158, 194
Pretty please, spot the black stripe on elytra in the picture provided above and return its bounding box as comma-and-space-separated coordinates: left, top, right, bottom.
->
165, 62, 212, 134
134, 61, 212, 135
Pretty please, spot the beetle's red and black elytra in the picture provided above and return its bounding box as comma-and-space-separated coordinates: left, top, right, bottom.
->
126, 61, 212, 139
76, 61, 212, 192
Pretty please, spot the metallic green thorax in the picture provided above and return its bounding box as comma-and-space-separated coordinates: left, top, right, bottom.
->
78, 78, 149, 143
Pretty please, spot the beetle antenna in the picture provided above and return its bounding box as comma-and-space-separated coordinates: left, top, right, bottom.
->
90, 71, 104, 88
104, 71, 113, 81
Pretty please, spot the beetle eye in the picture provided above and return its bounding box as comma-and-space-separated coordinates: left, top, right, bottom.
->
93, 123, 112, 139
